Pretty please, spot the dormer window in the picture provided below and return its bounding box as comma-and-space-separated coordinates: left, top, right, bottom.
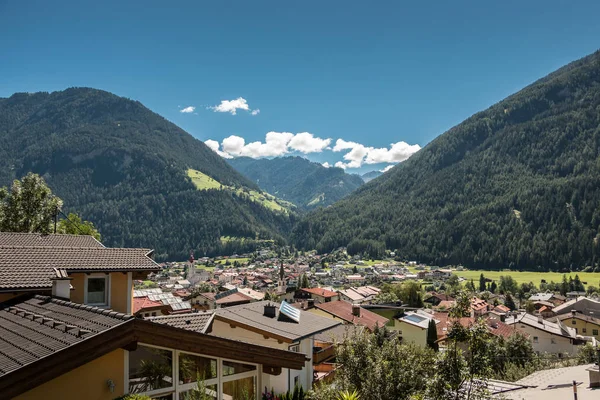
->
85, 274, 110, 307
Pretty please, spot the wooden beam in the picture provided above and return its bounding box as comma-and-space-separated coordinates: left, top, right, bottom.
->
134, 320, 306, 370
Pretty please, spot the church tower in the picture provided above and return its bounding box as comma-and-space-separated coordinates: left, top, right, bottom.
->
277, 262, 287, 295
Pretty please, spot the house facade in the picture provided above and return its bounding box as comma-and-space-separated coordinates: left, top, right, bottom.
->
0, 233, 306, 400
211, 301, 341, 393
507, 313, 584, 355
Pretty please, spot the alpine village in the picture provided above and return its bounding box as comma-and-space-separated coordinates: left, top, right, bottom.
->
3, 4, 600, 400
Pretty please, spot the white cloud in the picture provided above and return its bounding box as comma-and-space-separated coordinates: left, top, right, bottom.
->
212, 131, 331, 159
288, 132, 331, 154
205, 134, 421, 167
332, 139, 371, 169
322, 162, 331, 168
180, 106, 195, 113
209, 97, 257, 115
332, 138, 420, 169
381, 165, 395, 173
204, 139, 233, 159
365, 141, 421, 164
251, 109, 260, 116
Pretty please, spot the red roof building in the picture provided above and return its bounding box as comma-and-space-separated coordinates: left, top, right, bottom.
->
313, 301, 389, 332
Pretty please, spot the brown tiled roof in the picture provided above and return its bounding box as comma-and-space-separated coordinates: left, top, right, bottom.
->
0, 245, 160, 291
302, 288, 338, 298
149, 312, 215, 334
0, 295, 132, 378
215, 291, 253, 305
214, 301, 341, 342
0, 232, 104, 248
314, 301, 389, 332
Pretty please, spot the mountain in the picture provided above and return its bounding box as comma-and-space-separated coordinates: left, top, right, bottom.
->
361, 170, 383, 183
293, 51, 600, 271
0, 88, 294, 260
228, 156, 364, 209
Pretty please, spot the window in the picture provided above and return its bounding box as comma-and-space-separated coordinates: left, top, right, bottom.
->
572, 320, 577, 325
129, 345, 173, 394
180, 385, 217, 400
550, 338, 556, 344
594, 329, 599, 336
130, 346, 259, 400
289, 344, 300, 353
222, 360, 256, 376
179, 353, 217, 384
85, 275, 109, 306
533, 336, 539, 343
294, 376, 299, 386
222, 376, 256, 400
582, 328, 587, 333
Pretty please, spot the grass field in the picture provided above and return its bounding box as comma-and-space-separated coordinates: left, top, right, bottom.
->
453, 270, 600, 286
187, 169, 291, 212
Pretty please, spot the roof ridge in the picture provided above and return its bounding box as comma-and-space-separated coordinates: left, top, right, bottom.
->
33, 295, 132, 321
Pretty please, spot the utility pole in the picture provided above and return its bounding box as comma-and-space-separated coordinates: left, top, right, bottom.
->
572, 380, 577, 400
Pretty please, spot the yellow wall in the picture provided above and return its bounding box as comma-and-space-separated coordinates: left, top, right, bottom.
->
308, 308, 348, 325
392, 320, 428, 347
15, 349, 125, 400
70, 273, 85, 304
111, 272, 130, 314
69, 272, 131, 314
567, 317, 600, 339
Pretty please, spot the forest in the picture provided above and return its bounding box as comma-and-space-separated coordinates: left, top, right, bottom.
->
0, 88, 294, 260
293, 50, 600, 271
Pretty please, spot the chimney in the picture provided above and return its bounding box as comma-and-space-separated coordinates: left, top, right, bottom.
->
538, 315, 544, 324
264, 303, 276, 318
571, 310, 577, 318
352, 304, 361, 317
51, 268, 72, 300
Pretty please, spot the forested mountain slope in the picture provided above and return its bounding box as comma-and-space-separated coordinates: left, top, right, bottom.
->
293, 51, 600, 271
228, 156, 364, 209
361, 170, 383, 183
0, 88, 293, 260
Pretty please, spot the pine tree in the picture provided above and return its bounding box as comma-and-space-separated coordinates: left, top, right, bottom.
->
479, 273, 486, 292
505, 293, 516, 311
427, 318, 439, 351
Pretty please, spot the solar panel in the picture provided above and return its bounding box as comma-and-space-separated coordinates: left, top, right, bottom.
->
279, 301, 301, 323
404, 314, 426, 323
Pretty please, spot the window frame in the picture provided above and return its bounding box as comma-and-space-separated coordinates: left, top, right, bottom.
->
84, 273, 111, 307
128, 343, 260, 400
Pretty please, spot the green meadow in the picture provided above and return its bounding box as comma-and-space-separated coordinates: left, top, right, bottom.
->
187, 168, 293, 212
453, 270, 600, 286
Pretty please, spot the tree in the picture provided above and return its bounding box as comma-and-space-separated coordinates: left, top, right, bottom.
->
446, 274, 461, 295
427, 319, 439, 352
0, 173, 62, 234
560, 275, 569, 296
334, 329, 435, 400
57, 212, 101, 240
504, 294, 516, 311
300, 274, 310, 289
398, 281, 424, 308
489, 281, 497, 294
498, 276, 518, 295
465, 279, 476, 293
479, 273, 486, 292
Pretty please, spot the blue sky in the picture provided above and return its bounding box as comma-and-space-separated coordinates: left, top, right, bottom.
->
1, 1, 599, 173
